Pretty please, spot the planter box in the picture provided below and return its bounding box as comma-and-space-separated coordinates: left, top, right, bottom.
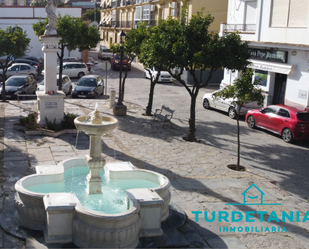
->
13, 123, 77, 137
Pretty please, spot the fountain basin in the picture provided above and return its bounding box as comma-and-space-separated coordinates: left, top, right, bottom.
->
74, 115, 118, 136
14, 158, 171, 248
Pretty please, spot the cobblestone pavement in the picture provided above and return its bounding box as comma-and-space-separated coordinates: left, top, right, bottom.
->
0, 52, 309, 248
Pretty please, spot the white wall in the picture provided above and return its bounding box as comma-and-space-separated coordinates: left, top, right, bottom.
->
0, 7, 83, 60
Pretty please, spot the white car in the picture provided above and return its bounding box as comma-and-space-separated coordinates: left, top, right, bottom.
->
202, 90, 263, 119
144, 67, 173, 83
37, 75, 72, 96
42, 62, 89, 78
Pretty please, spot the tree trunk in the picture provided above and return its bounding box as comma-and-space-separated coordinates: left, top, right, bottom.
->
185, 93, 197, 142
145, 80, 156, 116
1, 73, 6, 102
58, 46, 64, 91
236, 106, 241, 171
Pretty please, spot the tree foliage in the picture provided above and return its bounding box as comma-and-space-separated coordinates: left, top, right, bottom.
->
32, 15, 101, 90
214, 68, 264, 170
0, 26, 30, 101
30, 0, 47, 6
82, 8, 101, 23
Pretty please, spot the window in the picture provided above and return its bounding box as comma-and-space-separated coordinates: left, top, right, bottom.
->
13, 0, 17, 5
254, 70, 268, 87
135, 6, 142, 20
0, 0, 5, 4
20, 65, 30, 70
277, 108, 290, 118
26, 0, 31, 5
142, 5, 150, 20
271, 0, 309, 27
261, 107, 277, 114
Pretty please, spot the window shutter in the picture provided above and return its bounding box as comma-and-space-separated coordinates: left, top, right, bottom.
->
271, 0, 289, 27
288, 0, 309, 27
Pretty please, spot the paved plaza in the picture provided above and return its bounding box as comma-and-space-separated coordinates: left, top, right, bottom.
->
0, 60, 309, 248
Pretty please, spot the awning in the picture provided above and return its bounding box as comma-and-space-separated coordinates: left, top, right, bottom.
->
99, 17, 106, 25
248, 59, 296, 75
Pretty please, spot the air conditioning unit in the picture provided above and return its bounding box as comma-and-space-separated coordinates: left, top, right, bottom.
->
150, 4, 155, 11
171, 1, 178, 9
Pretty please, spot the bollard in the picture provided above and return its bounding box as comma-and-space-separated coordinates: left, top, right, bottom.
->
110, 90, 116, 108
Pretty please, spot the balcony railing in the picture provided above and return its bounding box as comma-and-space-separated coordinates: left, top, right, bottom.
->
223, 24, 256, 32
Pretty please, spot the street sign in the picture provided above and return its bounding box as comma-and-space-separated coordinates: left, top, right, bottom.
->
102, 61, 111, 71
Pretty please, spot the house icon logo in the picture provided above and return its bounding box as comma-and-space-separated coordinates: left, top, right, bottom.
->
226, 183, 281, 206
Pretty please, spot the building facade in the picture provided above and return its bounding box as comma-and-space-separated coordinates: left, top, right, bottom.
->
0, 0, 32, 6
0, 7, 83, 60
220, 0, 309, 108
99, 0, 228, 47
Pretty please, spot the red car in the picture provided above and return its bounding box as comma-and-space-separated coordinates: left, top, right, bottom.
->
246, 104, 309, 143
110, 54, 131, 71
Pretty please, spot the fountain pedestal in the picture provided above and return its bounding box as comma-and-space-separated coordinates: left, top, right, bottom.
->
85, 155, 105, 194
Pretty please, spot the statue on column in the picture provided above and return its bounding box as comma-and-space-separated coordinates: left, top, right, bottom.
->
44, 0, 59, 35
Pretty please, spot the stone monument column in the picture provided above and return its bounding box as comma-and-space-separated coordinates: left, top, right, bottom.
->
36, 0, 65, 125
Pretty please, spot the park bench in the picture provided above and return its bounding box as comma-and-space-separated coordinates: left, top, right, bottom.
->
153, 105, 175, 127
17, 93, 37, 101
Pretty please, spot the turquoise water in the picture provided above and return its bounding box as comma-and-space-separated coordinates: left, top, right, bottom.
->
26, 166, 159, 214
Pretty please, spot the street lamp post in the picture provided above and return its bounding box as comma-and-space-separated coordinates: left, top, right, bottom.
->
113, 30, 127, 116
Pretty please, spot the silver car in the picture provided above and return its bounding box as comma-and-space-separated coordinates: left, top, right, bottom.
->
37, 75, 72, 96
202, 90, 263, 119
0, 63, 38, 80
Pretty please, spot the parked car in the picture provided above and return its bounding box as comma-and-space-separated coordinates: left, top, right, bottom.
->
42, 62, 89, 78
246, 104, 309, 143
58, 58, 91, 72
0, 63, 38, 80
110, 54, 131, 71
20, 55, 43, 75
72, 75, 104, 99
202, 90, 262, 119
98, 46, 113, 60
0, 75, 37, 99
14, 58, 40, 72
144, 67, 173, 83
37, 75, 72, 96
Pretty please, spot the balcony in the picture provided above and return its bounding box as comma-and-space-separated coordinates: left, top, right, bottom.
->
222, 24, 256, 33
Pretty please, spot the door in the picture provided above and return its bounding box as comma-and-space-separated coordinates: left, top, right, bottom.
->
258, 106, 278, 130
271, 108, 291, 134
272, 74, 287, 104
20, 65, 32, 75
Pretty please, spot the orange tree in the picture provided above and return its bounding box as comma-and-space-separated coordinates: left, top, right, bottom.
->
157, 4, 251, 141
214, 69, 264, 171
0, 26, 30, 102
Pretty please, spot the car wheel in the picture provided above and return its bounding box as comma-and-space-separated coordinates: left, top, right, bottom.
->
203, 98, 210, 109
282, 128, 294, 143
247, 115, 256, 129
68, 86, 72, 96
228, 107, 237, 119
78, 72, 84, 79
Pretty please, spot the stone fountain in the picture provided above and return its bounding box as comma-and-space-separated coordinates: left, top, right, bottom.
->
13, 109, 171, 248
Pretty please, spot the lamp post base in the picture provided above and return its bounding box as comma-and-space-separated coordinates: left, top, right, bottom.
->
113, 103, 127, 116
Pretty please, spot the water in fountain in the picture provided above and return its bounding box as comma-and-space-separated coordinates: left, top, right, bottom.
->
26, 166, 159, 214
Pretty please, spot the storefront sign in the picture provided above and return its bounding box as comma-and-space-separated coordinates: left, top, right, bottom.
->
249, 48, 288, 63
